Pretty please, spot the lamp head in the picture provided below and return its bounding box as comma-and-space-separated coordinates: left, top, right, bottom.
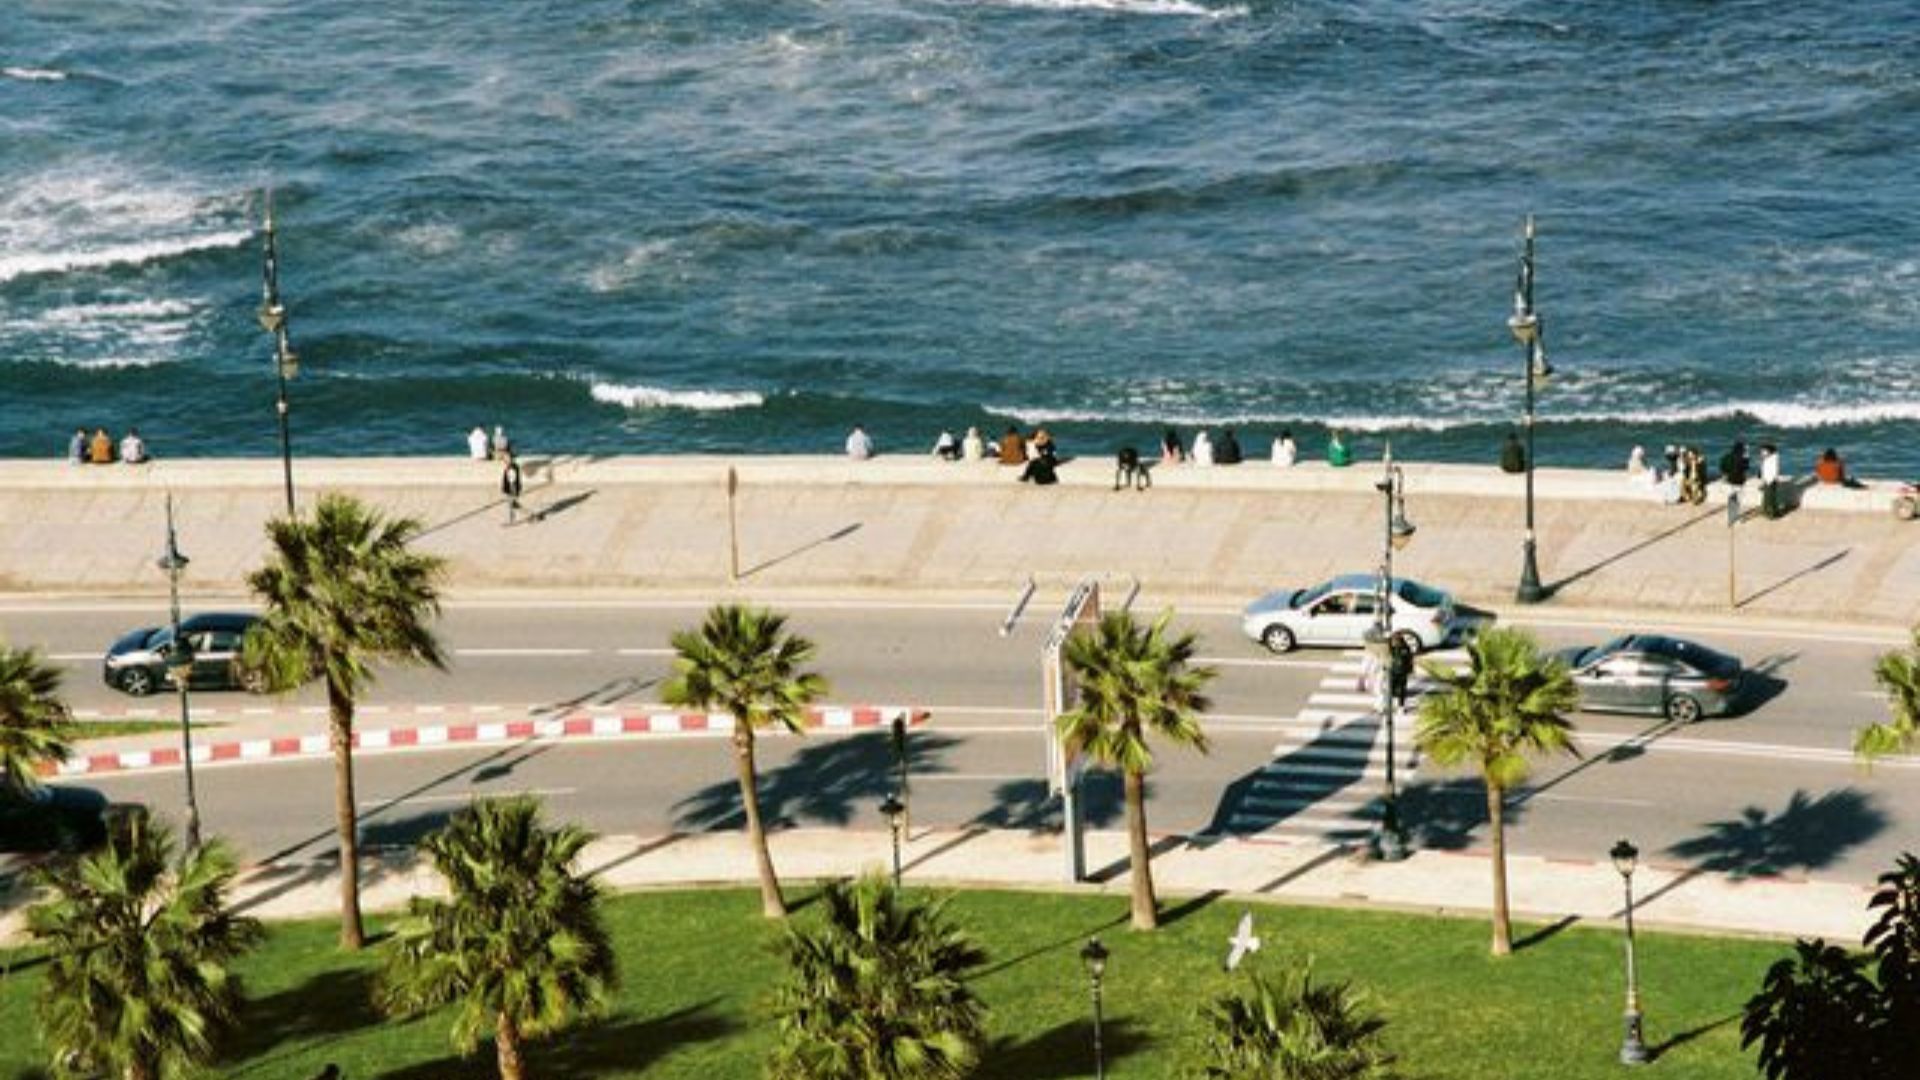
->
1507, 309, 1539, 346
1610, 839, 1639, 879
1080, 936, 1109, 979
879, 791, 905, 826
1390, 514, 1416, 550
257, 303, 286, 334
278, 347, 300, 380
1529, 339, 1552, 381
156, 546, 189, 574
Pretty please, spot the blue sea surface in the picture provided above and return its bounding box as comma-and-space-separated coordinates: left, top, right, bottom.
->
3, 0, 1918, 473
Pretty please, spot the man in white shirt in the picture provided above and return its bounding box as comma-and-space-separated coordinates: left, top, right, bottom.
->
119, 428, 148, 464
468, 426, 490, 460
845, 425, 874, 460
1758, 443, 1782, 518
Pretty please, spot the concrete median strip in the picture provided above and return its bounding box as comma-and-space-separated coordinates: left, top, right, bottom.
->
40, 705, 928, 777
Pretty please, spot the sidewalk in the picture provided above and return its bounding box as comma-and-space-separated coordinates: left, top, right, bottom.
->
0, 825, 1875, 948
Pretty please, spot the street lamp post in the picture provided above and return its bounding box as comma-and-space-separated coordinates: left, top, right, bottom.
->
258, 189, 299, 515
1611, 839, 1649, 1066
1365, 443, 1415, 862
1080, 937, 1109, 1080
1507, 215, 1553, 604
879, 791, 906, 890
158, 494, 203, 851
890, 712, 911, 838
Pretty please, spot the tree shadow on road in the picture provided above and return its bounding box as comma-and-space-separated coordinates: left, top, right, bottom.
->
673, 730, 960, 831
1198, 717, 1380, 839
1394, 775, 1535, 852
969, 773, 1126, 831
1643, 787, 1888, 913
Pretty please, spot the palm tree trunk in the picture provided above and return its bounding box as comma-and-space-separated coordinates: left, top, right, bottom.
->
1125, 768, 1157, 930
1487, 779, 1511, 956
496, 1010, 526, 1080
734, 724, 786, 918
329, 678, 365, 949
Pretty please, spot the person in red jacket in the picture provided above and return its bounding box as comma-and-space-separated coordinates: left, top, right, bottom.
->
1815, 447, 1848, 485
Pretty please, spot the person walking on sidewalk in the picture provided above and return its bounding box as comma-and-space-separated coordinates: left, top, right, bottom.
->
501, 451, 524, 525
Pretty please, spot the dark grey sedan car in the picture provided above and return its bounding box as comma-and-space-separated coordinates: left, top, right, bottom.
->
1553, 635, 1746, 723
103, 612, 264, 696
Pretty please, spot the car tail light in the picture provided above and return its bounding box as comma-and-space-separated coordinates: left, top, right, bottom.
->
1705, 677, 1734, 692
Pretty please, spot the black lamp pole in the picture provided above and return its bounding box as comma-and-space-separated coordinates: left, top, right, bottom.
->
1508, 215, 1552, 604
1612, 839, 1649, 1066
159, 494, 203, 851
879, 791, 905, 890
259, 190, 298, 515
1080, 937, 1109, 1080
1369, 443, 1414, 862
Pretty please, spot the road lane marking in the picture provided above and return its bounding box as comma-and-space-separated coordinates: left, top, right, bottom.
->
615, 647, 675, 656
50, 652, 98, 661
1195, 656, 1339, 670
455, 647, 593, 657
359, 786, 578, 808
1528, 793, 1655, 808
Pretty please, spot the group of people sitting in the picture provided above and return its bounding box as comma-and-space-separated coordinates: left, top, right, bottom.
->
66, 426, 147, 465
1623, 439, 1860, 516
1158, 427, 1349, 468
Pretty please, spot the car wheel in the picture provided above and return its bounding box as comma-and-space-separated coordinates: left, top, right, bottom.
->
1664, 694, 1703, 724
117, 667, 157, 697
1260, 625, 1297, 654
1392, 631, 1423, 655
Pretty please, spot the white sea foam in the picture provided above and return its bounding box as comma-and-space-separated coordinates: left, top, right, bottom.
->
984, 399, 1920, 432
395, 222, 463, 257
0, 230, 253, 284
2, 67, 68, 82
984, 0, 1247, 19
590, 383, 765, 411
585, 240, 682, 293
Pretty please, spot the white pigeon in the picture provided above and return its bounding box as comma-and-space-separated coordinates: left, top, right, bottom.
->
1225, 910, 1261, 971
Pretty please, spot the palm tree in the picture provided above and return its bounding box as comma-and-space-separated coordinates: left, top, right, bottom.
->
241, 492, 446, 948
1856, 627, 1920, 761
768, 871, 989, 1079
0, 642, 75, 793
1197, 964, 1399, 1079
662, 604, 827, 919
377, 797, 616, 1080
1415, 626, 1579, 956
27, 814, 261, 1080
1057, 609, 1215, 931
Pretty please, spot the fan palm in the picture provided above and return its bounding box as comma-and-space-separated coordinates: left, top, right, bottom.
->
377, 797, 616, 1080
1856, 627, 1920, 761
1196, 964, 1399, 1079
0, 642, 75, 794
1415, 626, 1579, 956
662, 604, 827, 919
27, 814, 261, 1080
240, 492, 446, 948
767, 871, 989, 1079
1057, 609, 1215, 931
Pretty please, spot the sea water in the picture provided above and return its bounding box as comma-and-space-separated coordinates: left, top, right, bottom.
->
3, 0, 1917, 474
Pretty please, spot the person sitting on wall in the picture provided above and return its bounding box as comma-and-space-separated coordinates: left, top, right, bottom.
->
89, 427, 114, 464
1114, 445, 1149, 491
961, 426, 985, 462
1814, 447, 1865, 489
119, 427, 149, 464
1499, 431, 1526, 474
1216, 427, 1243, 465
1719, 440, 1750, 486
1019, 443, 1059, 486
931, 429, 960, 461
997, 425, 1027, 465
1272, 429, 1298, 467
1326, 429, 1352, 468
1160, 428, 1184, 465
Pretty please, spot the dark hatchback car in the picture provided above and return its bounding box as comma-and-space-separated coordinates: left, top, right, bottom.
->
103, 612, 264, 696
1553, 634, 1746, 723
0, 785, 127, 854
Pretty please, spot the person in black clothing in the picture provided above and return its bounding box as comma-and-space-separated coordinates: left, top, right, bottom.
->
1387, 634, 1414, 709
501, 452, 524, 524
1719, 440, 1750, 486
1216, 427, 1243, 465
1499, 431, 1526, 474
1020, 444, 1059, 485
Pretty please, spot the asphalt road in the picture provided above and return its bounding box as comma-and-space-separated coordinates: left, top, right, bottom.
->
4, 594, 1913, 884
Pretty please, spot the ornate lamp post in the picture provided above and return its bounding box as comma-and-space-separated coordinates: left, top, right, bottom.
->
1079, 936, 1110, 1080
1507, 215, 1554, 604
158, 495, 203, 851
1363, 443, 1415, 862
258, 189, 299, 514
879, 790, 906, 889
1611, 839, 1649, 1066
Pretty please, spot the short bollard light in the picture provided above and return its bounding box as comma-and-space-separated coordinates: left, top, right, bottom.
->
1611, 839, 1649, 1066
879, 791, 906, 889
1080, 936, 1110, 1080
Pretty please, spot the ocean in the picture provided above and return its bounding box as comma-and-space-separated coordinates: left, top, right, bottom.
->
3, 0, 1918, 475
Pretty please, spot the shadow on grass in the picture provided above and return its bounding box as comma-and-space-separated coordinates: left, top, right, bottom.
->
971, 911, 1129, 981
224, 967, 382, 1076
1511, 913, 1579, 953
373, 999, 738, 1080
674, 731, 962, 832
1649, 1011, 1741, 1062
983, 1016, 1152, 1078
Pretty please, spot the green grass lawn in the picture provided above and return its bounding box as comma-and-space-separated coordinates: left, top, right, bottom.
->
0, 885, 1783, 1079
69, 719, 224, 740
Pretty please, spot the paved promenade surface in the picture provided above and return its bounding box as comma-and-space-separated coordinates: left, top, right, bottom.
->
1, 454, 1915, 625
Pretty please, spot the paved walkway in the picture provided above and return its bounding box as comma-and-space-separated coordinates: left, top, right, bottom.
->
0, 824, 1877, 948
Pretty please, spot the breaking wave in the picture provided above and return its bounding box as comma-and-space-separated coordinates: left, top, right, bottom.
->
590, 383, 765, 411
0, 230, 254, 284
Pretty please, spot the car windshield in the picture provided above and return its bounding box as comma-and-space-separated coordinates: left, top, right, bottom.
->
145, 627, 174, 649
1639, 636, 1740, 676
1393, 579, 1447, 609
1594, 635, 1633, 659
1293, 582, 1332, 608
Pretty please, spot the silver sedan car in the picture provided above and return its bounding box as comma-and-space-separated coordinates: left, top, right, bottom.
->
1553, 635, 1746, 723
1241, 574, 1462, 654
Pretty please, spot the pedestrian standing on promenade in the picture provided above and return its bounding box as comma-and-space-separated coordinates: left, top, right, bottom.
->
1388, 633, 1414, 709
1327, 429, 1352, 468
961, 426, 985, 462
845, 424, 874, 460
119, 427, 148, 464
88, 427, 114, 464
1719, 440, 1750, 487
66, 427, 86, 464
1160, 427, 1185, 465
1272, 429, 1297, 467
1759, 442, 1783, 517
467, 425, 490, 461
501, 451, 524, 525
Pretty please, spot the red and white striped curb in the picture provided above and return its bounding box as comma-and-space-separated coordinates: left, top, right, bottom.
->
43, 705, 927, 778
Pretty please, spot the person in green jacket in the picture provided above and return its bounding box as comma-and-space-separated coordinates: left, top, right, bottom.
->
1327, 429, 1352, 468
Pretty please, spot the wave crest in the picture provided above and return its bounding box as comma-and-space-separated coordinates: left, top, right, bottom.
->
2, 67, 68, 82
0, 230, 254, 284
590, 383, 765, 411
984, 399, 1920, 432
985, 0, 1248, 18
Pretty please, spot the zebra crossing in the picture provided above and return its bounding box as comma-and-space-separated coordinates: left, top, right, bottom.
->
1217, 647, 1469, 842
